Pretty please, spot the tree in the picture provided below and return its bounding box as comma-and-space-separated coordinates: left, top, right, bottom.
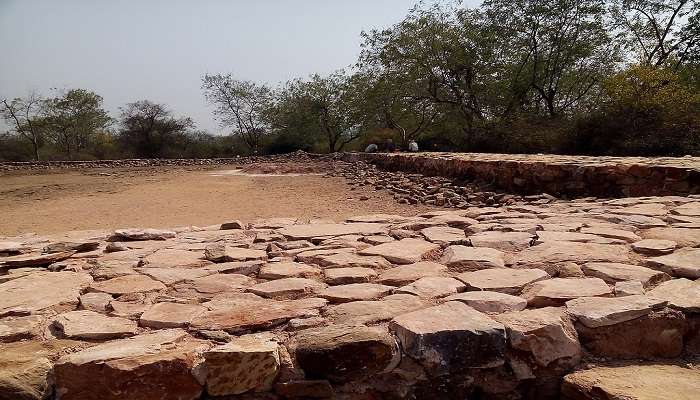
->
358, 5, 506, 147
610, 0, 700, 69
202, 74, 272, 153
483, 0, 618, 118
349, 69, 437, 146
42, 89, 112, 159
1, 92, 44, 160
118, 100, 194, 158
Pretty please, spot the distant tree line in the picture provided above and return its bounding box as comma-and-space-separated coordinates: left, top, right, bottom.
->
0, 89, 239, 161
2, 0, 699, 161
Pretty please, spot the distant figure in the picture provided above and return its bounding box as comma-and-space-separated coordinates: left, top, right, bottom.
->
408, 140, 419, 152
385, 138, 395, 153
365, 143, 378, 153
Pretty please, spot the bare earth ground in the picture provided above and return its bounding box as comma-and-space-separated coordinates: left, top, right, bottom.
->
0, 166, 431, 236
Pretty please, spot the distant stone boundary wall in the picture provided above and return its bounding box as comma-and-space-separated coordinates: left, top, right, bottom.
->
343, 152, 700, 198
0, 158, 242, 171
0, 153, 330, 172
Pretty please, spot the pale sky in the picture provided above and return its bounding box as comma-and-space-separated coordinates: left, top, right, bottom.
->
1, 0, 478, 133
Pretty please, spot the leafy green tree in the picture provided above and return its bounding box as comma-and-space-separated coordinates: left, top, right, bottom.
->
349, 69, 437, 146
42, 89, 112, 160
118, 100, 194, 158
482, 0, 618, 118
1, 92, 44, 160
202, 74, 272, 153
609, 0, 700, 69
359, 5, 491, 146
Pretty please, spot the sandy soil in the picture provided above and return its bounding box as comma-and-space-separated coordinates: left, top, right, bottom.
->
0, 166, 432, 236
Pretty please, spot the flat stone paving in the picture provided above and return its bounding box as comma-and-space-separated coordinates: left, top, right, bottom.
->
2, 195, 700, 399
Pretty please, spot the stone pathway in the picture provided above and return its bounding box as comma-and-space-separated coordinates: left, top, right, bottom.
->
2, 194, 700, 399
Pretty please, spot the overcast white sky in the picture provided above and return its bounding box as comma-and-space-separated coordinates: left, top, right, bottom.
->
1, 0, 479, 133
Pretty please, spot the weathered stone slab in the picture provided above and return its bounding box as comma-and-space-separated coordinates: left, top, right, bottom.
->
574, 308, 686, 359
581, 262, 669, 287
307, 252, 391, 269
646, 248, 700, 278
0, 340, 84, 400
204, 244, 267, 262
468, 231, 534, 252
579, 227, 641, 243
317, 283, 394, 303
395, 276, 465, 298
53, 310, 137, 340
0, 315, 44, 342
535, 231, 623, 245
324, 294, 426, 325
90, 274, 166, 295
139, 302, 207, 328
521, 278, 612, 307
457, 268, 549, 295
510, 241, 630, 266
0, 251, 74, 268
359, 238, 440, 264
44, 241, 100, 253
258, 262, 320, 279
111, 228, 176, 241
420, 226, 468, 245
278, 223, 387, 240
631, 239, 677, 255
139, 249, 208, 268
647, 278, 700, 312
0, 271, 93, 316
614, 280, 645, 296
191, 296, 326, 333
293, 324, 399, 383
248, 278, 326, 300
562, 364, 700, 400
494, 307, 580, 367
54, 329, 207, 400
565, 295, 667, 328
323, 267, 377, 285
204, 335, 280, 395
642, 227, 700, 247
377, 261, 448, 286
181, 273, 253, 295
440, 245, 505, 272
389, 301, 506, 374
136, 267, 213, 285
78, 292, 114, 313
444, 291, 527, 314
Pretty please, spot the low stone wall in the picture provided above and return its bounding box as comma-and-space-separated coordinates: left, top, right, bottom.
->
344, 152, 700, 198
0, 158, 243, 171
0, 152, 332, 172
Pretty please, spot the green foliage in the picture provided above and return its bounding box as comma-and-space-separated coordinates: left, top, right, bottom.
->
118, 100, 195, 158
202, 74, 272, 153
42, 89, 112, 160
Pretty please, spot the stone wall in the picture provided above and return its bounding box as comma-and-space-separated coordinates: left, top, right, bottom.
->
344, 152, 700, 198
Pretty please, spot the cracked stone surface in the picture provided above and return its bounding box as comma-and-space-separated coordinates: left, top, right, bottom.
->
3, 172, 700, 399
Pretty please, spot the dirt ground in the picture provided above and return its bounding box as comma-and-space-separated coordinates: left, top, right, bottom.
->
0, 166, 432, 236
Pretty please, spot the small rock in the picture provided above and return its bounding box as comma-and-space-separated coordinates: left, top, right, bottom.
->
52, 310, 137, 340
457, 268, 549, 295
293, 324, 399, 383
521, 278, 612, 307
440, 245, 505, 272
204, 335, 280, 396
317, 283, 394, 303
389, 301, 506, 374
631, 239, 677, 255
614, 280, 644, 296
359, 238, 440, 264
248, 278, 326, 300
444, 291, 527, 314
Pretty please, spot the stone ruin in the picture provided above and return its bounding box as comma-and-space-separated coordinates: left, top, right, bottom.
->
1, 152, 700, 400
